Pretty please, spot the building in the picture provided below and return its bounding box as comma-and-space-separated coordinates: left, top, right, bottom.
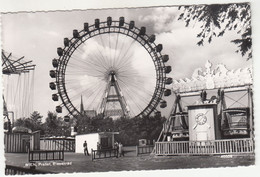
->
154, 61, 254, 155
75, 132, 119, 153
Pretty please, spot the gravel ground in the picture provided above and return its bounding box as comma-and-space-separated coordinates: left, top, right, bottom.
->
4, 146, 255, 174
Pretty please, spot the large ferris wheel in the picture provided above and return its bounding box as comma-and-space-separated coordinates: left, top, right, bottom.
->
50, 17, 172, 118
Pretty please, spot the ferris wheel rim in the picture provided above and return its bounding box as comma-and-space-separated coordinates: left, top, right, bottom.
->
53, 18, 168, 118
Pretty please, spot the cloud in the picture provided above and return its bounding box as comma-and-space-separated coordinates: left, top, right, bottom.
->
138, 7, 180, 33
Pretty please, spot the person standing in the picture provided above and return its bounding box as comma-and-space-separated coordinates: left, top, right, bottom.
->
118, 142, 124, 157
83, 140, 90, 156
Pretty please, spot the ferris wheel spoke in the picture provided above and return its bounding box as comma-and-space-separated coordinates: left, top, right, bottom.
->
122, 85, 149, 116
119, 79, 154, 101
98, 33, 117, 68
69, 53, 104, 70
85, 86, 106, 110
67, 56, 107, 78
116, 52, 135, 72
117, 77, 154, 114
120, 86, 154, 107
70, 53, 107, 73
121, 75, 155, 86
108, 33, 112, 64
66, 79, 105, 105
112, 34, 129, 69
78, 39, 111, 72
66, 66, 105, 78
66, 57, 94, 72
85, 50, 109, 71
114, 39, 136, 71
65, 78, 103, 93
83, 86, 105, 110
93, 36, 112, 68
66, 72, 105, 79
112, 33, 120, 68
96, 39, 110, 66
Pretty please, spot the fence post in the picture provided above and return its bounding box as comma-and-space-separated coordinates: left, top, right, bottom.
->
136, 146, 138, 156
28, 148, 30, 162
91, 149, 93, 161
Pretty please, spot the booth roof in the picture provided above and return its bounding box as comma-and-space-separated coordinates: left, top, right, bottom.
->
76, 132, 119, 136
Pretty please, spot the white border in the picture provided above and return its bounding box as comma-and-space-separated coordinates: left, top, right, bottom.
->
0, 0, 259, 177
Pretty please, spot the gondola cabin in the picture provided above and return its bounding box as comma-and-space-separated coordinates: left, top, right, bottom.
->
222, 108, 250, 138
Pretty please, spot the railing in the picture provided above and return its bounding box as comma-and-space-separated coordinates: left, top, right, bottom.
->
40, 138, 75, 152
28, 150, 64, 162
5, 165, 54, 175
91, 148, 118, 161
155, 138, 254, 155
136, 145, 154, 156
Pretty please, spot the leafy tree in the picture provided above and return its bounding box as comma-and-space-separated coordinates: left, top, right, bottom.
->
13, 111, 44, 133
14, 117, 27, 127
29, 111, 43, 132
52, 113, 166, 145
30, 111, 43, 124
43, 111, 65, 136
178, 3, 251, 60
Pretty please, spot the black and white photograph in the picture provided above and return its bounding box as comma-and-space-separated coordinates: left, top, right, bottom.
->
1, 0, 259, 176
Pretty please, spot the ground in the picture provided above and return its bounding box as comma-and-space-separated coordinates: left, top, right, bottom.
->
4, 146, 255, 174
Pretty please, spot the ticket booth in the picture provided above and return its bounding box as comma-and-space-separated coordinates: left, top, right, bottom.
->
75, 132, 119, 153
188, 104, 221, 141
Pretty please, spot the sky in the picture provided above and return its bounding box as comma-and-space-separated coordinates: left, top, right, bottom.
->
1, 4, 252, 120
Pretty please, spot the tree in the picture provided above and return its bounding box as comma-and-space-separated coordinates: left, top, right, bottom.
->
29, 111, 43, 132
13, 111, 44, 133
178, 3, 252, 60
14, 117, 27, 127
44, 111, 62, 136
30, 111, 43, 124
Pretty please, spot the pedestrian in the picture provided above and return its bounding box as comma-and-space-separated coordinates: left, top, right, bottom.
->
114, 141, 118, 150
118, 142, 124, 157
97, 142, 101, 156
83, 140, 90, 156
26, 141, 30, 152
97, 142, 101, 150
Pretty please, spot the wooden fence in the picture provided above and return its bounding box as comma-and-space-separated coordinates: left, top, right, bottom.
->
155, 138, 254, 155
136, 145, 154, 156
28, 150, 64, 162
91, 148, 118, 161
4, 133, 30, 153
40, 138, 75, 152
5, 165, 54, 175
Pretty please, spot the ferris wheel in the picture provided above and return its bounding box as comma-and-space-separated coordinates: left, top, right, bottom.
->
50, 17, 172, 118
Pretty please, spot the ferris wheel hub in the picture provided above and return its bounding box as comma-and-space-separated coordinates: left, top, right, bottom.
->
109, 70, 116, 75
